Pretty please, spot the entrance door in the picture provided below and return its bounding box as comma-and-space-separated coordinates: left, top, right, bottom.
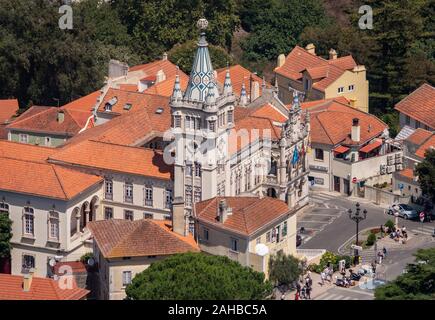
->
343, 179, 350, 195
334, 176, 341, 192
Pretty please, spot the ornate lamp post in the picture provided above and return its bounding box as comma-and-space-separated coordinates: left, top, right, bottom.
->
392, 203, 400, 230
348, 202, 367, 264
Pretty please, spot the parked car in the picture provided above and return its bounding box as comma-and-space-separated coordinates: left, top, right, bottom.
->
387, 204, 418, 220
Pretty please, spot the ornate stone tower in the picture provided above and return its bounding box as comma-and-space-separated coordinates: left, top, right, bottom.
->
170, 19, 236, 236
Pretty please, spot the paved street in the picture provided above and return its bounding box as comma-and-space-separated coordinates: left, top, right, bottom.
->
314, 286, 374, 300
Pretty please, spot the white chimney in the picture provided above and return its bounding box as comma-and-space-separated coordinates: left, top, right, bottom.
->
57, 110, 65, 123
351, 118, 361, 142
329, 48, 337, 60
23, 268, 35, 292
218, 199, 228, 223
156, 70, 166, 83
162, 52, 168, 61
252, 81, 260, 101
305, 43, 316, 55
277, 54, 286, 68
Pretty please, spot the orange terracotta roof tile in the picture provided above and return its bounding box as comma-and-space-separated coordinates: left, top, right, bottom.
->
275, 46, 357, 92
0, 140, 56, 163
144, 73, 189, 97
195, 196, 292, 236
302, 98, 387, 145
0, 273, 89, 300
0, 156, 102, 200
405, 128, 433, 146
395, 83, 435, 129
129, 59, 182, 80
62, 90, 101, 112
415, 134, 435, 158
397, 168, 415, 180
88, 219, 199, 259
216, 65, 271, 98
50, 140, 172, 180
118, 84, 139, 92
54, 261, 87, 274
0, 99, 19, 123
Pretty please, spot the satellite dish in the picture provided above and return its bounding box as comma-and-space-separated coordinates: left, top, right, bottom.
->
255, 243, 269, 256
87, 258, 95, 267
48, 258, 57, 267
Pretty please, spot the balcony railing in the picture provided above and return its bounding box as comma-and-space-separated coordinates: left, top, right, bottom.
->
104, 193, 113, 200
124, 195, 133, 203
144, 199, 153, 207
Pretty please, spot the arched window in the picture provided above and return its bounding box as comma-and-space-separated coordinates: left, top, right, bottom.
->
70, 208, 79, 237
23, 207, 34, 236
48, 211, 59, 241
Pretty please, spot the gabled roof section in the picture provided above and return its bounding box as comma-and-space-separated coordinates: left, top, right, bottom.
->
62, 90, 101, 112
405, 128, 433, 146
0, 99, 19, 124
88, 219, 199, 259
394, 83, 435, 129
0, 140, 56, 163
129, 59, 181, 79
195, 196, 292, 236
144, 72, 189, 97
415, 134, 435, 158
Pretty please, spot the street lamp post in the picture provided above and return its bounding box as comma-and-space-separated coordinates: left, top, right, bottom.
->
348, 202, 367, 265
392, 204, 400, 230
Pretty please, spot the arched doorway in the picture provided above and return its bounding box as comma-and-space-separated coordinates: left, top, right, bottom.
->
80, 202, 89, 231
89, 196, 99, 222
70, 207, 79, 237
267, 188, 277, 198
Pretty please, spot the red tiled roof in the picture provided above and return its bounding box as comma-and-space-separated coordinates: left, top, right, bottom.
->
405, 128, 432, 146
0, 273, 89, 300
0, 156, 102, 200
88, 219, 199, 259
302, 98, 387, 145
0, 140, 56, 163
62, 90, 101, 112
54, 261, 87, 275
415, 135, 435, 158
195, 196, 292, 236
275, 46, 357, 92
359, 139, 382, 153
129, 59, 182, 79
49, 140, 172, 180
118, 84, 139, 92
333, 145, 350, 154
395, 84, 435, 129
144, 73, 189, 97
216, 65, 271, 98
397, 168, 415, 180
0, 99, 19, 124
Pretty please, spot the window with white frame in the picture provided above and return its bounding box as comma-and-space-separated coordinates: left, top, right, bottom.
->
23, 207, 34, 236
144, 186, 153, 207
165, 189, 172, 209
227, 110, 233, 123
144, 213, 153, 219
122, 271, 132, 286
230, 238, 239, 252
195, 117, 201, 130
194, 162, 202, 177
45, 137, 51, 146
124, 182, 133, 203
185, 116, 192, 129
48, 211, 59, 241
104, 207, 113, 220
208, 120, 216, 132
203, 228, 209, 241
124, 210, 134, 221
173, 115, 181, 128
282, 221, 288, 237
0, 202, 9, 216
19, 133, 28, 143
186, 164, 192, 176
348, 84, 355, 91
105, 179, 113, 200
338, 87, 344, 94
22, 254, 35, 271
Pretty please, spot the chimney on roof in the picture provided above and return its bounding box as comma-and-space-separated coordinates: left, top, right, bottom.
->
172, 196, 187, 236
329, 48, 337, 60
218, 199, 229, 223
277, 54, 286, 68
156, 70, 166, 83
57, 110, 65, 123
305, 43, 316, 55
108, 59, 129, 79
351, 118, 361, 142
252, 81, 260, 101
23, 268, 35, 292
349, 98, 357, 108
162, 52, 168, 61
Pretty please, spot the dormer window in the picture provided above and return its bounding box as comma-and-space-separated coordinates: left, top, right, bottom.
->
303, 78, 311, 91
105, 97, 118, 112
123, 103, 132, 111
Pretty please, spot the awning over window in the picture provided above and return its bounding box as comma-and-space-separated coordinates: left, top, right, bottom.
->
359, 140, 382, 153
333, 145, 350, 154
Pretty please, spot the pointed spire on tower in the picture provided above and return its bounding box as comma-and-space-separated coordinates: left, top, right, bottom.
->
172, 72, 183, 101
292, 90, 300, 110
205, 81, 217, 105
240, 82, 247, 106
223, 68, 233, 96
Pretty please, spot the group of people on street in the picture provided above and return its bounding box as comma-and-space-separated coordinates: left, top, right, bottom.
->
294, 271, 313, 300
320, 265, 334, 286
389, 226, 407, 243
376, 247, 387, 264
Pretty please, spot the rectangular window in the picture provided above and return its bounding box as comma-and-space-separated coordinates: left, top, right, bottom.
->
348, 84, 354, 91
22, 255, 35, 271
165, 189, 172, 209
230, 238, 238, 252
282, 221, 288, 237
315, 148, 324, 161
303, 78, 311, 91
174, 115, 181, 128
124, 183, 133, 203
124, 210, 134, 221
209, 120, 216, 132
48, 211, 59, 240
203, 228, 209, 241
24, 207, 34, 236
105, 180, 113, 200
227, 110, 233, 123
45, 137, 51, 147
194, 163, 202, 177
144, 213, 153, 219
185, 116, 192, 129
0, 202, 9, 216
186, 164, 193, 177
266, 232, 271, 243
144, 186, 153, 207
338, 87, 344, 93
19, 133, 28, 143
415, 120, 420, 128
104, 207, 113, 220
405, 115, 410, 125
122, 271, 132, 287
195, 117, 201, 130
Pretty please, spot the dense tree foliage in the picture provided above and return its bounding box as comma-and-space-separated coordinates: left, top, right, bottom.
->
125, 253, 272, 300
375, 248, 435, 300
168, 40, 234, 74
268, 251, 302, 287
415, 149, 435, 205
0, 213, 12, 258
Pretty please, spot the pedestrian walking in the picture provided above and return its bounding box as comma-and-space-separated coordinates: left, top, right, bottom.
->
383, 247, 387, 257
371, 261, 376, 274
305, 286, 311, 300
320, 271, 325, 286
377, 251, 383, 264
296, 281, 301, 294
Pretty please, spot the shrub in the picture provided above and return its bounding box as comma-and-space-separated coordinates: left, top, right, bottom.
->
80, 252, 94, 264
366, 233, 377, 246
335, 255, 352, 269
385, 219, 395, 231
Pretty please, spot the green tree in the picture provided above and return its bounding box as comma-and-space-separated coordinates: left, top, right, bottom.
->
168, 40, 234, 74
375, 248, 435, 300
125, 252, 272, 300
0, 213, 12, 258
415, 149, 435, 204
268, 251, 302, 287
